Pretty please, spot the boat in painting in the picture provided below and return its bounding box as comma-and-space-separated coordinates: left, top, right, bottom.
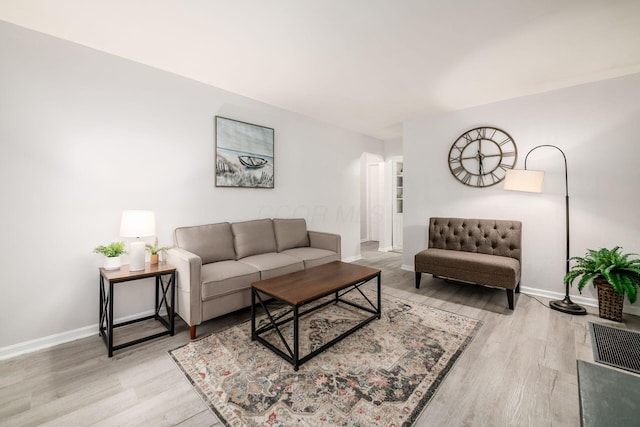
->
238, 155, 268, 168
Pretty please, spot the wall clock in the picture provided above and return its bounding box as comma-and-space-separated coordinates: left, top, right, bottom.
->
448, 126, 517, 188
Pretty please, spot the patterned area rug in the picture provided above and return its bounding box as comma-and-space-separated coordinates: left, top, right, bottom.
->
169, 292, 481, 426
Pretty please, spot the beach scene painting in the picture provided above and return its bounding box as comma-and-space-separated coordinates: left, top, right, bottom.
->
215, 116, 274, 188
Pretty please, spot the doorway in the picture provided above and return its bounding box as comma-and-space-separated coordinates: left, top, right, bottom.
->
360, 153, 384, 246
367, 163, 382, 242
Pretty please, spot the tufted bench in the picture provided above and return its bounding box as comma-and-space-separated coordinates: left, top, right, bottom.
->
414, 217, 522, 309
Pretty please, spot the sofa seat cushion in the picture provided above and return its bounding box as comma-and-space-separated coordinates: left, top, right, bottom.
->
239, 252, 304, 280
415, 248, 520, 290
282, 247, 340, 268
201, 260, 260, 301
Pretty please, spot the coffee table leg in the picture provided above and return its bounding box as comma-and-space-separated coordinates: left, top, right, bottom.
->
293, 306, 299, 371
377, 273, 381, 319
251, 288, 256, 341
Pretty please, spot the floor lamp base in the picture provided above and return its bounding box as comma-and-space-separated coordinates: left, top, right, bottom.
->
549, 297, 587, 315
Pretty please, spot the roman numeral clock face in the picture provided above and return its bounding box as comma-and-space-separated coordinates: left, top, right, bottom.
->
448, 127, 517, 187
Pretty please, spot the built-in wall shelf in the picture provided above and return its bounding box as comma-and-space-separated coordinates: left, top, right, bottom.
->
396, 170, 403, 214
393, 160, 403, 250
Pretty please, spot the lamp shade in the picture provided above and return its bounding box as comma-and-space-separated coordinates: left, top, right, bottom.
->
503, 169, 545, 193
120, 210, 156, 238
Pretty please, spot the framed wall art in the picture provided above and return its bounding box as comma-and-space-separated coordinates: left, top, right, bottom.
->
215, 116, 274, 188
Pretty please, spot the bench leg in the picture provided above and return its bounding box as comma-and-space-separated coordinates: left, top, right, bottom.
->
415, 272, 422, 289
515, 282, 520, 293
506, 289, 515, 310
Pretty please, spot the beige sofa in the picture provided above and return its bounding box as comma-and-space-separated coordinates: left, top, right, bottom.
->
414, 217, 522, 309
166, 218, 341, 338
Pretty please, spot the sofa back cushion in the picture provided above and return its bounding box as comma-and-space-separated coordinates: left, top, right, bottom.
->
174, 222, 236, 264
428, 217, 522, 262
232, 219, 277, 259
273, 218, 310, 252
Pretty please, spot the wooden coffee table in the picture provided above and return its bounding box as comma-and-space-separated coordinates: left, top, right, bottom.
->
251, 261, 381, 371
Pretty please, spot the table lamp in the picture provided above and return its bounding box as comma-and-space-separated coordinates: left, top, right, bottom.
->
120, 210, 156, 271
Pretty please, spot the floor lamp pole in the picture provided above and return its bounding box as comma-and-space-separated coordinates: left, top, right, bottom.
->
525, 145, 586, 315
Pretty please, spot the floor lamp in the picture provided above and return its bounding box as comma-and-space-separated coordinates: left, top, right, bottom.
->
503, 144, 586, 315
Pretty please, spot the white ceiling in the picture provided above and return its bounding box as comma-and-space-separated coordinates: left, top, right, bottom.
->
1, 0, 639, 140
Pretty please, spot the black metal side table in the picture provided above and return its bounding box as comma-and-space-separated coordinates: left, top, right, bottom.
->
99, 263, 176, 357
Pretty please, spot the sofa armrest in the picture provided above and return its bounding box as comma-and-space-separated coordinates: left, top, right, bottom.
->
308, 231, 341, 256
165, 247, 203, 327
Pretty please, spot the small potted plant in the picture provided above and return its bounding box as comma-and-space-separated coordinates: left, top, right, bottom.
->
564, 246, 640, 321
146, 238, 172, 265
94, 241, 127, 270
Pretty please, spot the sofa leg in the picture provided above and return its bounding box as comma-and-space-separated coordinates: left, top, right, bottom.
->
190, 325, 197, 340
415, 272, 422, 289
506, 289, 515, 310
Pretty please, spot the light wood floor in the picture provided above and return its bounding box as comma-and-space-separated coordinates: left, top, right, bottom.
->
2, 242, 639, 426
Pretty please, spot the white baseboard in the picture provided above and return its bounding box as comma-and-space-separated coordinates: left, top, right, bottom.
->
2, 254, 372, 360
520, 286, 640, 316
519, 286, 597, 307
406, 263, 640, 317
0, 325, 98, 361
378, 246, 393, 252
0, 309, 161, 361
4, 270, 639, 360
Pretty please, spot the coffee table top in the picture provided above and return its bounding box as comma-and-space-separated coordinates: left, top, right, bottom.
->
252, 261, 381, 305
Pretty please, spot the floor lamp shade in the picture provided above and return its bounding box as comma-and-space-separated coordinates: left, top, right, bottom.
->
504, 169, 545, 193
120, 210, 156, 271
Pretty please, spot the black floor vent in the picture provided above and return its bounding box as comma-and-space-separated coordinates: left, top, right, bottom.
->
590, 322, 640, 375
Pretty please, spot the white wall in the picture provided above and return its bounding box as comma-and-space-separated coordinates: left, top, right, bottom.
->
403, 73, 640, 312
0, 22, 382, 353
383, 138, 403, 159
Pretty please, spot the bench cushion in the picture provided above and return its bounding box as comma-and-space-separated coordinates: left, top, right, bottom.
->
415, 248, 520, 290
429, 218, 521, 262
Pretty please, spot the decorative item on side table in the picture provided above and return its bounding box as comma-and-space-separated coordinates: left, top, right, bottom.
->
120, 210, 156, 271
504, 144, 587, 315
94, 241, 126, 270
448, 126, 517, 187
146, 238, 172, 265
564, 247, 640, 321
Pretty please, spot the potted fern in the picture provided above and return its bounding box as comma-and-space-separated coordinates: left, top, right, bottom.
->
564, 246, 640, 321
146, 238, 172, 265
94, 241, 127, 270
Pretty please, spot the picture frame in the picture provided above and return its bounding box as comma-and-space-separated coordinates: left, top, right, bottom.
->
215, 116, 274, 188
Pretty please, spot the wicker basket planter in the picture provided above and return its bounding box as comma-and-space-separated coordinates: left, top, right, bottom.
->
594, 277, 624, 322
